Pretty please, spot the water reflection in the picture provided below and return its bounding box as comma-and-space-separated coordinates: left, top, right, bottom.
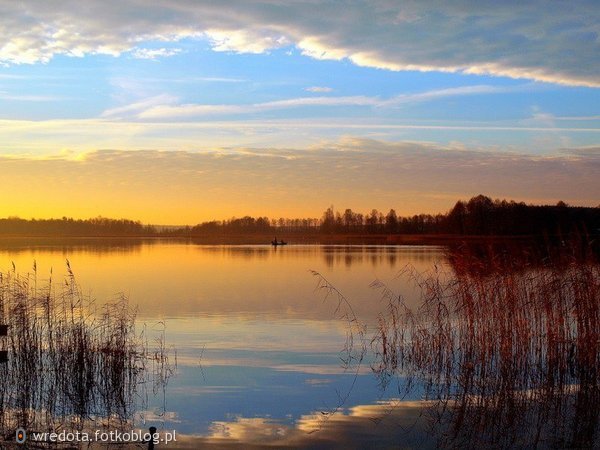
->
0, 237, 147, 255
0, 242, 443, 318
0, 267, 174, 445
1, 240, 596, 447
0, 241, 447, 443
320, 245, 442, 269
0, 239, 443, 270
370, 246, 600, 449
174, 400, 438, 449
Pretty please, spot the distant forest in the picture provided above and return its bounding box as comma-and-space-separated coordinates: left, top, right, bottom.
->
0, 195, 598, 238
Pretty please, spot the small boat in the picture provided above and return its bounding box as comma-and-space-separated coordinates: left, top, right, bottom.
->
271, 239, 287, 246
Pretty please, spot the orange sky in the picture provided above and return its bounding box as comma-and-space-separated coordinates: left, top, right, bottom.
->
1, 141, 597, 224
0, 2, 598, 225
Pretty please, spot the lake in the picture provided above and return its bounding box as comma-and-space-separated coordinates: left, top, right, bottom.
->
0, 240, 447, 448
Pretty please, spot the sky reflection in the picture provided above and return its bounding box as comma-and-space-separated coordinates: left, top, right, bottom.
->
171, 400, 437, 449
0, 241, 445, 446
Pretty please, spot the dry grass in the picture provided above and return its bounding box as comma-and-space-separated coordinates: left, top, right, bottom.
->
0, 261, 175, 445
309, 270, 367, 431
370, 243, 600, 448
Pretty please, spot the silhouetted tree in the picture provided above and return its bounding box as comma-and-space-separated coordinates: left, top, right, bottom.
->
1, 195, 598, 239
320, 206, 336, 233
386, 209, 399, 234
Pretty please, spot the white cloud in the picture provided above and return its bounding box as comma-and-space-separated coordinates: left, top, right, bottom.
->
137, 95, 379, 119
204, 29, 289, 54
380, 85, 525, 107
0, 1, 597, 86
177, 400, 436, 448
305, 86, 333, 93
188, 77, 246, 83
132, 85, 524, 119
554, 115, 600, 121
100, 94, 178, 118
0, 117, 597, 158
130, 47, 182, 60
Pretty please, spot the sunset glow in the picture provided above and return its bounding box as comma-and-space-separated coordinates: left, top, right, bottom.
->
0, 1, 598, 223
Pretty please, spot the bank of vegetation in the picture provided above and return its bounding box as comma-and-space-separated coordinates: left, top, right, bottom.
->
0, 195, 598, 241
372, 242, 600, 448
0, 263, 175, 441
314, 239, 600, 448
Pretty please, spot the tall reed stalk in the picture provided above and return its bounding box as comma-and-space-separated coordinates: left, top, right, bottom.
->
371, 244, 600, 448
0, 262, 174, 444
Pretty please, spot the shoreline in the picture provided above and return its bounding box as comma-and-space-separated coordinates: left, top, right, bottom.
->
0, 233, 584, 246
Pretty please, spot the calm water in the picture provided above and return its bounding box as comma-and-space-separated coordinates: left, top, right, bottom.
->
0, 240, 446, 448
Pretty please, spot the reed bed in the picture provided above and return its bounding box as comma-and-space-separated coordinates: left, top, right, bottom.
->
370, 245, 600, 448
0, 262, 174, 445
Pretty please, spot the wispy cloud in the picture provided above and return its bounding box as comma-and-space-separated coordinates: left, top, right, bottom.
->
131, 84, 531, 119
530, 113, 600, 122
0, 92, 64, 102
136, 95, 378, 119
188, 77, 246, 83
130, 47, 182, 60
554, 115, 600, 121
0, 117, 597, 158
1, 139, 597, 223
204, 29, 290, 54
381, 85, 526, 106
193, 400, 437, 448
109, 76, 246, 85
305, 86, 333, 93
100, 94, 178, 118
0, 1, 597, 86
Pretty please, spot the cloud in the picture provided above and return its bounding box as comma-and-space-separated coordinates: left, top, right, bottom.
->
0, 117, 597, 159
137, 95, 379, 119
187, 77, 246, 83
0, 139, 597, 223
305, 86, 333, 93
204, 29, 290, 54
174, 400, 439, 448
130, 85, 523, 119
526, 113, 600, 123
381, 84, 527, 106
0, 1, 597, 86
100, 94, 178, 118
130, 47, 182, 60
554, 115, 600, 121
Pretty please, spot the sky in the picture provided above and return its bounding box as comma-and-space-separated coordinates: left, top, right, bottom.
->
0, 0, 598, 224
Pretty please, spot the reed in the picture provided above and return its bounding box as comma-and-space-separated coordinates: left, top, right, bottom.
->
0, 262, 174, 444
371, 243, 600, 448
309, 270, 368, 431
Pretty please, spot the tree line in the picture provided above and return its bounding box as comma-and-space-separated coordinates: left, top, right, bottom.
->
0, 217, 154, 237
0, 195, 598, 237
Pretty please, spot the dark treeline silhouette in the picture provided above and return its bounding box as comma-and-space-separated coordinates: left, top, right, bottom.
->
187, 216, 321, 236
0, 216, 154, 236
178, 194, 599, 238
320, 195, 599, 236
0, 195, 598, 238
444, 195, 599, 236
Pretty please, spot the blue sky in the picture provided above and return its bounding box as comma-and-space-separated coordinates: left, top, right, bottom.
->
2, 44, 598, 150
0, 1, 598, 221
